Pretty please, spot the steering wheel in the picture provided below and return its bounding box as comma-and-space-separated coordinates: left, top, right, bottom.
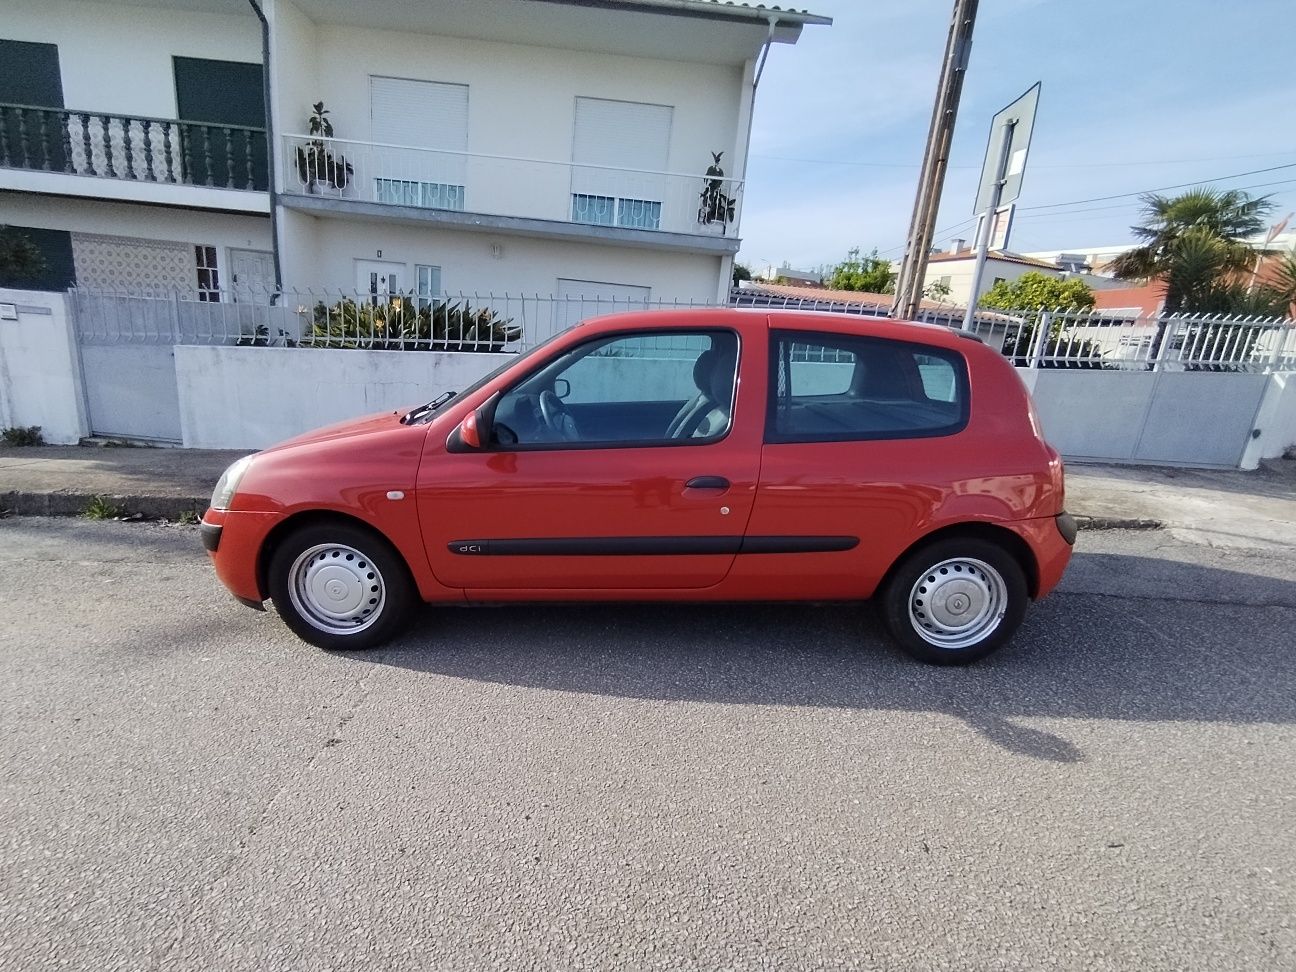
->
538, 390, 580, 441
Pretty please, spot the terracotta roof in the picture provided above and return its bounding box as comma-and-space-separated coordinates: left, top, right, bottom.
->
926, 249, 1061, 270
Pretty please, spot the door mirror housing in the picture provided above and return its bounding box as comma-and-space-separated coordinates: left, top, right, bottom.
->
446, 393, 500, 453
553, 377, 571, 400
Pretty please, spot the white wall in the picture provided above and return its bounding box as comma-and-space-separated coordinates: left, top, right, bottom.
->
3, 0, 260, 119
294, 22, 742, 178
267, 0, 319, 195
0, 290, 88, 444
1026, 369, 1272, 468
288, 213, 724, 301
1242, 371, 1296, 467
175, 345, 512, 449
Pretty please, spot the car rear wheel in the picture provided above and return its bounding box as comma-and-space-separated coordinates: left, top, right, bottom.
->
879, 537, 1028, 665
267, 521, 415, 651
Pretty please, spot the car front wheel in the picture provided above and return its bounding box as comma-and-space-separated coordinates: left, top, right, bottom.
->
879, 537, 1028, 665
267, 521, 415, 651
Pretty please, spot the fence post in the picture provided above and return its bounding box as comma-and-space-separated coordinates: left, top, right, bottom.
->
169, 290, 181, 344
1152, 315, 1179, 373
1265, 319, 1287, 373
1028, 311, 1051, 369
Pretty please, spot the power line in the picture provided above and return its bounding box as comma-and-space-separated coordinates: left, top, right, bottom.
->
1012, 177, 1296, 221
750, 148, 1296, 171
1017, 162, 1296, 211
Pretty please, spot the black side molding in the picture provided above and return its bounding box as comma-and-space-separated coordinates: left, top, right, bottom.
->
1055, 512, 1077, 546
448, 536, 859, 556
199, 520, 222, 552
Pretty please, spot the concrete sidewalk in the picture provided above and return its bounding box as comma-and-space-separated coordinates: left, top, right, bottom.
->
1, 446, 1293, 545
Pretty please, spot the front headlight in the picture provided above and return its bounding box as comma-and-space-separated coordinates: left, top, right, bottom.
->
210, 455, 256, 511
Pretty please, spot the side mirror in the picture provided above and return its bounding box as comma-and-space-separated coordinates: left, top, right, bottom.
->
459, 410, 482, 450
553, 377, 571, 400
446, 392, 500, 453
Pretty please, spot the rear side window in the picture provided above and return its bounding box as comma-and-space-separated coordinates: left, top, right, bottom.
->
767, 330, 969, 442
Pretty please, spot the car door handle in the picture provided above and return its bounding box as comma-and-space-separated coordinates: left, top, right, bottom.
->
685, 476, 730, 490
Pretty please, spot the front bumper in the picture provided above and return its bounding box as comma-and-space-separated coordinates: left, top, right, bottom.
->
200, 508, 285, 606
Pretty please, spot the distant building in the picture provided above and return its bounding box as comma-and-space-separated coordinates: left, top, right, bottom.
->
900, 243, 1120, 308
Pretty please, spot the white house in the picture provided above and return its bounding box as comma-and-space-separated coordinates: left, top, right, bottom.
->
904, 243, 1122, 308
1, 0, 830, 307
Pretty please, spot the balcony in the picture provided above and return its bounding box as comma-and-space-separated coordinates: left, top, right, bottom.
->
0, 103, 269, 213
279, 134, 743, 253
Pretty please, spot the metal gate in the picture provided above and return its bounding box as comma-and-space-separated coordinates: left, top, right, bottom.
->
71, 292, 185, 442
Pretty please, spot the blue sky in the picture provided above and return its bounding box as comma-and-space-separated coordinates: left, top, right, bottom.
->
738, 0, 1296, 272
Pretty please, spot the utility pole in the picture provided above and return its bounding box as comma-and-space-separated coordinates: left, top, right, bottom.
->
891, 0, 979, 320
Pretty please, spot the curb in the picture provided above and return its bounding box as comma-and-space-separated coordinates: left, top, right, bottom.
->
1073, 514, 1163, 531
0, 491, 207, 520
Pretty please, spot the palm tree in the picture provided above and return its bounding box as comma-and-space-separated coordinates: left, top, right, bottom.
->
1108, 187, 1274, 313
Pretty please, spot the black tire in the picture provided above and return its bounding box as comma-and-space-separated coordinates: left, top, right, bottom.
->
878, 537, 1028, 665
267, 521, 416, 651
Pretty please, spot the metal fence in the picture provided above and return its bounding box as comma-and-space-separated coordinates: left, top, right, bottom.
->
66, 287, 1296, 372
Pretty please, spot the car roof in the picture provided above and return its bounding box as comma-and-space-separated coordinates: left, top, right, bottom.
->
576, 307, 978, 352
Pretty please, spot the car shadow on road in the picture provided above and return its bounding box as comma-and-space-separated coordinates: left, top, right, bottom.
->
342, 552, 1296, 765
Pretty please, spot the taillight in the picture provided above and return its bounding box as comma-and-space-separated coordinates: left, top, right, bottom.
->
1048, 447, 1065, 512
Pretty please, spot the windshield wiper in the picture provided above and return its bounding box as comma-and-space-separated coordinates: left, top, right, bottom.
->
400, 391, 456, 425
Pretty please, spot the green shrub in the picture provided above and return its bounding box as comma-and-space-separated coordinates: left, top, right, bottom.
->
1, 425, 44, 446
307, 295, 521, 352
82, 496, 123, 520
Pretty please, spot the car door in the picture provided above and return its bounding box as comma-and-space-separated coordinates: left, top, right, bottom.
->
417, 323, 765, 591
738, 325, 972, 598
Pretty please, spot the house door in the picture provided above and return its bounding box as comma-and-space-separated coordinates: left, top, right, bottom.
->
355, 260, 404, 299
229, 248, 274, 303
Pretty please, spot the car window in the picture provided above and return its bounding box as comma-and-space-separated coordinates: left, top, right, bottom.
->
493, 329, 739, 448
767, 330, 968, 442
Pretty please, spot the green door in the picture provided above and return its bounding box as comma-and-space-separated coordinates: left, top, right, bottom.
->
0, 39, 66, 171
172, 56, 267, 190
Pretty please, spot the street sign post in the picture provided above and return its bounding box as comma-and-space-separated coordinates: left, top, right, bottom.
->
961, 82, 1040, 331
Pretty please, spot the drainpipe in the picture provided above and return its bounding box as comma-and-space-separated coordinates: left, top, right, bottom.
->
724, 15, 777, 301
246, 0, 284, 299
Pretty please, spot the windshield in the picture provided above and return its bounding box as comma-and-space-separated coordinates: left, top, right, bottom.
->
409, 329, 571, 424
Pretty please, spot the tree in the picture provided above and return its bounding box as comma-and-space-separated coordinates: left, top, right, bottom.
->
0, 226, 47, 286
980, 272, 1100, 369
978, 272, 1095, 312
731, 261, 753, 287
828, 247, 895, 294
1108, 187, 1274, 313
923, 279, 952, 303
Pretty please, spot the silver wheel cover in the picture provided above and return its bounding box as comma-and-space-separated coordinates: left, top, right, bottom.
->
907, 557, 1008, 650
287, 543, 386, 636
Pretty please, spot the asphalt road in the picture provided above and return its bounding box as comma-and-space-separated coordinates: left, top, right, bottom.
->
1, 517, 1293, 971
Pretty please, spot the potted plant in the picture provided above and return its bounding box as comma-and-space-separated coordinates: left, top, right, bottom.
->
295, 102, 353, 194
697, 151, 737, 233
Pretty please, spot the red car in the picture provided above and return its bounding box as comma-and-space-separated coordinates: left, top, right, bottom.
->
201, 309, 1074, 664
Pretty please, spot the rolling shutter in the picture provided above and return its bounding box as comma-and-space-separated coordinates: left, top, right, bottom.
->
572, 98, 672, 170
370, 77, 468, 150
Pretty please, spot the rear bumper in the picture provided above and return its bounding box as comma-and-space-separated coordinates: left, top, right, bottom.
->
1011, 514, 1075, 600
201, 508, 285, 606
